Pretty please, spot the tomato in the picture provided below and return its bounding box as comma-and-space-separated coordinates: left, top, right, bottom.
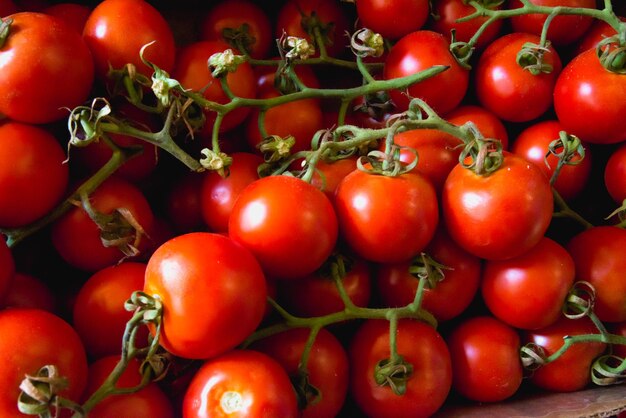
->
334, 169, 438, 263
0, 122, 69, 228
0, 308, 88, 417
201, 152, 263, 233
512, 120, 592, 201
447, 316, 523, 402
308, 156, 358, 202
43, 2, 91, 33
254, 61, 321, 96
83, 0, 176, 80
475, 32, 562, 123
566, 226, 626, 323
523, 316, 606, 392
507, 0, 596, 46
0, 238, 14, 306
384, 30, 469, 115
430, 0, 504, 50
349, 319, 452, 418
73, 262, 149, 359
199, 0, 272, 59
144, 232, 267, 359
252, 328, 349, 418
2, 272, 56, 312
442, 152, 553, 260
605, 142, 626, 204
376, 227, 482, 322
51, 176, 155, 272
0, 12, 94, 124
446, 104, 509, 150
575, 17, 626, 55
482, 237, 575, 330
356, 0, 429, 40
554, 48, 626, 144
183, 349, 299, 418
229, 175, 338, 280
165, 172, 205, 234
83, 355, 174, 418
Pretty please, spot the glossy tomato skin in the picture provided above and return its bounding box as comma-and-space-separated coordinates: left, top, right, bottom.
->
554, 48, 626, 144
523, 316, 606, 392
83, 0, 175, 80
252, 328, 349, 418
442, 152, 553, 260
229, 175, 338, 280
447, 316, 523, 402
567, 226, 626, 323
482, 237, 575, 330
356, 0, 429, 40
384, 30, 469, 115
43, 2, 91, 33
0, 239, 14, 306
0, 12, 94, 124
475, 32, 562, 123
0, 308, 88, 417
334, 169, 439, 263
605, 143, 626, 204
309, 157, 358, 202
183, 350, 299, 418
349, 319, 452, 418
446, 105, 509, 150
0, 122, 69, 228
512, 120, 592, 200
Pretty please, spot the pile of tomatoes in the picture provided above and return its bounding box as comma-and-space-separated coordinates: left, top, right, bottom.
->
1, 0, 626, 416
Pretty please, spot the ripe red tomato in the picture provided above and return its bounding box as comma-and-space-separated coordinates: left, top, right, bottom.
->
523, 316, 606, 392
252, 328, 349, 418
356, 0, 429, 40
144, 232, 267, 359
554, 48, 626, 144
308, 156, 358, 202
447, 315, 523, 402
446, 104, 509, 150
482, 237, 575, 330
0, 122, 69, 228
334, 169, 439, 263
183, 350, 299, 418
83, 0, 176, 80
604, 143, 626, 204
567, 226, 626, 323
2, 272, 56, 312
0, 238, 14, 306
384, 30, 469, 115
574, 16, 626, 55
42, 2, 91, 33
0, 12, 94, 124
229, 175, 338, 280
349, 319, 452, 418
475, 32, 562, 122
0, 308, 88, 417
442, 152, 553, 260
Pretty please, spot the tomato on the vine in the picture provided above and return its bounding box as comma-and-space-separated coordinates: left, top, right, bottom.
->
356, 0, 429, 40
604, 142, 626, 204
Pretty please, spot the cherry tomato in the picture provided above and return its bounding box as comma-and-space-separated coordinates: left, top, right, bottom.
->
308, 156, 358, 202
349, 319, 452, 418
144, 232, 267, 359
356, 0, 429, 40
229, 175, 338, 280
0, 238, 14, 306
42, 2, 90, 33
574, 16, 626, 55
183, 349, 299, 418
447, 315, 523, 402
442, 152, 553, 260
2, 272, 56, 312
605, 142, 626, 204
446, 104, 509, 150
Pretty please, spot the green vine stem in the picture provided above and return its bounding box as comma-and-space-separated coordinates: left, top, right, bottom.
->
551, 188, 595, 229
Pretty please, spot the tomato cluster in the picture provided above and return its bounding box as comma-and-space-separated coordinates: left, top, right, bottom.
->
1, 0, 626, 417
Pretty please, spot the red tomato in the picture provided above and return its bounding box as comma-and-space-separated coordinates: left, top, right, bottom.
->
51, 176, 155, 272
2, 272, 56, 312
384, 30, 469, 115
201, 152, 263, 233
308, 156, 358, 202
605, 143, 626, 204
554, 48, 626, 144
446, 104, 509, 150
252, 328, 349, 418
199, 0, 272, 59
482, 237, 575, 330
475, 32, 562, 122
254, 61, 321, 96
0, 12, 94, 124
334, 169, 439, 263
83, 0, 176, 80
575, 17, 626, 55
567, 226, 626, 323
0, 308, 88, 417
0, 122, 69, 228
442, 152, 553, 260
229, 175, 338, 280
356, 0, 429, 40
144, 232, 267, 359
376, 227, 482, 322
43, 2, 90, 33
447, 316, 523, 402
73, 262, 149, 359
349, 319, 452, 418
0, 238, 14, 306
165, 172, 205, 234
523, 316, 606, 392
507, 0, 596, 46
183, 350, 299, 418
